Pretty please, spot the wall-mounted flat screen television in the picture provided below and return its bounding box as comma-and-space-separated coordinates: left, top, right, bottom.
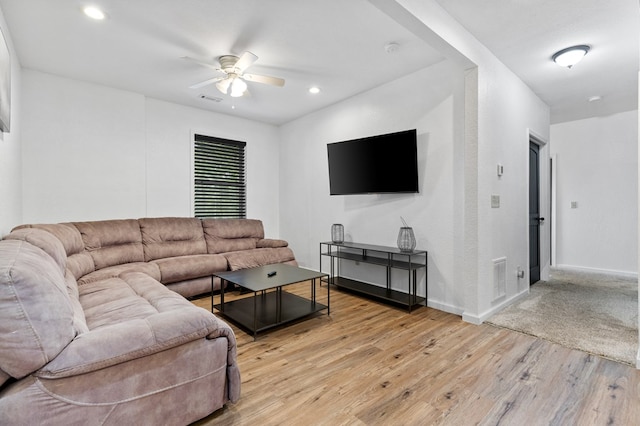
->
327, 129, 418, 195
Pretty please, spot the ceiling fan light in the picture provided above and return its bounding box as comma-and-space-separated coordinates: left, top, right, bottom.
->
552, 45, 590, 68
230, 78, 247, 97
216, 79, 230, 94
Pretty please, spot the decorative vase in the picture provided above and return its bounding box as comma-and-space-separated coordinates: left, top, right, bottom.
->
331, 224, 344, 244
397, 227, 416, 252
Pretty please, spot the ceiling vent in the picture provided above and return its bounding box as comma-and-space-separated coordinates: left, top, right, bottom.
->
198, 94, 223, 102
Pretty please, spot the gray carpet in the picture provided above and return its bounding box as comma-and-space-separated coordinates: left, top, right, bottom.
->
486, 268, 638, 366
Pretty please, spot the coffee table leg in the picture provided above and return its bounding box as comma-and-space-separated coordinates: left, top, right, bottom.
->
275, 287, 279, 323
211, 275, 219, 313
253, 291, 257, 341
220, 278, 225, 313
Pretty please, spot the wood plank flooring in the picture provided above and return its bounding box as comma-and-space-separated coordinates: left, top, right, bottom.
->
191, 283, 640, 425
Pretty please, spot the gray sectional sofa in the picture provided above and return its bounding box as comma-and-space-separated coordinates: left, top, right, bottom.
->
0, 217, 297, 425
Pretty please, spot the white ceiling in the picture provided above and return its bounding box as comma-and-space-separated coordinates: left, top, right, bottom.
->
0, 0, 444, 125
0, 0, 637, 126
436, 0, 639, 124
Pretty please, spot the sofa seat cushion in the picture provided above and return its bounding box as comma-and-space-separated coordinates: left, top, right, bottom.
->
151, 254, 228, 284
78, 262, 161, 286
80, 271, 213, 331
80, 277, 157, 330
165, 276, 220, 299
139, 217, 207, 261
0, 240, 77, 380
224, 247, 296, 271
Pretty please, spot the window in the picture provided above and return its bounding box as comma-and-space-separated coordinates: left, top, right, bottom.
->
193, 134, 246, 218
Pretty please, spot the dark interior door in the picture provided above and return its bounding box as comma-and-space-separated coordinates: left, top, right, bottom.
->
529, 142, 542, 284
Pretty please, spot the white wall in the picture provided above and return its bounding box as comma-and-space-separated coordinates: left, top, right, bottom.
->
145, 98, 281, 235
21, 70, 147, 223
0, 7, 22, 235
280, 61, 466, 312
369, 0, 551, 322
551, 110, 638, 275
20, 70, 281, 236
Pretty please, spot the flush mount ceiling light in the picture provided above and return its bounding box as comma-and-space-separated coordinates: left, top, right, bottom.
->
552, 45, 590, 68
83, 6, 106, 20
308, 86, 321, 94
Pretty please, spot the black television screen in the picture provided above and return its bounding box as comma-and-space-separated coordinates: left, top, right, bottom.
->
327, 129, 419, 195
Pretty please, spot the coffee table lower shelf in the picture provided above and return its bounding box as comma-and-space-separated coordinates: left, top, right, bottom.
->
214, 291, 328, 337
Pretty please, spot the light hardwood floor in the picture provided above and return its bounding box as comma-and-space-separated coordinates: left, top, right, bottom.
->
191, 283, 640, 425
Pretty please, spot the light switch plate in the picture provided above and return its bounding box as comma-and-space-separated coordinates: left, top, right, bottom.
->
491, 195, 500, 208
571, 201, 578, 209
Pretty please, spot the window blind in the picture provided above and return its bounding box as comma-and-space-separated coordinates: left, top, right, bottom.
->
194, 134, 246, 219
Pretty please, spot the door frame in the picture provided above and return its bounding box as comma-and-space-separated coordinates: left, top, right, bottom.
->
529, 141, 541, 284
527, 130, 550, 284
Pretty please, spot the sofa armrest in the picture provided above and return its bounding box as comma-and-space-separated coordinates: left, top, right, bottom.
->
207, 319, 241, 403
36, 308, 233, 379
256, 238, 288, 248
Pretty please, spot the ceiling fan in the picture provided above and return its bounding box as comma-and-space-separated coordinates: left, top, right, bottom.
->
185, 51, 285, 97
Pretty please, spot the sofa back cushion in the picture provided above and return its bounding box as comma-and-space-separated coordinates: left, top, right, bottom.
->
13, 223, 84, 256
12, 223, 96, 280
0, 240, 76, 379
139, 217, 207, 261
202, 219, 264, 254
74, 220, 144, 270
4, 228, 67, 273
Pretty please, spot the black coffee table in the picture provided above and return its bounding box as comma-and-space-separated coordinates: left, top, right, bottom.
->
213, 264, 329, 339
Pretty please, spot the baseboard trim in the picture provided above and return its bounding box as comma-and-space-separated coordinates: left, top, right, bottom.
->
461, 288, 530, 325
555, 264, 638, 279
427, 299, 464, 316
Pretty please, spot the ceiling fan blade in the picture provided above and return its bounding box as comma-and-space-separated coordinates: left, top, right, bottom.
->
189, 76, 225, 89
243, 73, 285, 87
181, 56, 222, 72
234, 51, 258, 72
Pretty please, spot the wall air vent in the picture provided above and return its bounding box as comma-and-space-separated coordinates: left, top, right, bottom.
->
492, 257, 507, 301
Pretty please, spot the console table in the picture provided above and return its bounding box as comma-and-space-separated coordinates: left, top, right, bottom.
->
320, 241, 427, 312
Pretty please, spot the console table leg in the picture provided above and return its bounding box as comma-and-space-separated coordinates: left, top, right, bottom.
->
327, 276, 330, 315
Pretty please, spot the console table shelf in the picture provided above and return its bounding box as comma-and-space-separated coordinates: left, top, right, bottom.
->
320, 241, 427, 312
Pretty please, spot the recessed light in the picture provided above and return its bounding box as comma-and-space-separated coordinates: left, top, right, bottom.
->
384, 42, 400, 54
83, 6, 106, 20
588, 95, 602, 102
309, 87, 321, 94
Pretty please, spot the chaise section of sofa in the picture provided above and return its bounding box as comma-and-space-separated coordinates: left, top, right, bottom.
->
0, 228, 240, 425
